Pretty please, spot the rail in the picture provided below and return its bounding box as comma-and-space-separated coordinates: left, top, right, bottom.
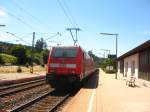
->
8, 89, 70, 112
0, 78, 45, 91
0, 79, 46, 97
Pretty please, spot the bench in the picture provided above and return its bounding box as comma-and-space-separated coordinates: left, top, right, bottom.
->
126, 76, 136, 87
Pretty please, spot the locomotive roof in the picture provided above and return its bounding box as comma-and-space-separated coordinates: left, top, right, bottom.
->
51, 45, 86, 52
52, 45, 80, 48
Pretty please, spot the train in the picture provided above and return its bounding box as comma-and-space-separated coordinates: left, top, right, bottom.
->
46, 46, 97, 89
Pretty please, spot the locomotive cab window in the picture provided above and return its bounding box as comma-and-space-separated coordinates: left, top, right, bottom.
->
52, 48, 77, 58
65, 49, 77, 58
52, 48, 63, 58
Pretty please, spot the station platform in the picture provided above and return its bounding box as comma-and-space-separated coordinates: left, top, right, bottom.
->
62, 69, 150, 112
0, 71, 46, 86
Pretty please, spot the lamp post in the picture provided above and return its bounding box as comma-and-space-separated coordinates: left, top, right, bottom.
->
100, 33, 118, 79
0, 25, 6, 27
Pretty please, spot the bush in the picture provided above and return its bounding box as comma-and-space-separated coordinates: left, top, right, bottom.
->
41, 49, 49, 64
41, 64, 45, 67
25, 63, 29, 68
34, 53, 42, 65
17, 66, 22, 73
105, 69, 116, 74
34, 57, 41, 65
0, 53, 17, 65
100, 58, 116, 70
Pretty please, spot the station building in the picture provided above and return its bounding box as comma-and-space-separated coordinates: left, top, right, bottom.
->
117, 40, 150, 81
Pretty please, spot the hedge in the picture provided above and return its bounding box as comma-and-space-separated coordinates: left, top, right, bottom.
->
0, 53, 17, 65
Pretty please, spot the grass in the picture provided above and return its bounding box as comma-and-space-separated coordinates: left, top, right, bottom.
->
0, 65, 46, 73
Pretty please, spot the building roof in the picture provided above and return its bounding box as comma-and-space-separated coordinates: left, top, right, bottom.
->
118, 40, 150, 60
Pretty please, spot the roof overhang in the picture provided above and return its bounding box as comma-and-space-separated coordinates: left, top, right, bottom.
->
117, 40, 150, 60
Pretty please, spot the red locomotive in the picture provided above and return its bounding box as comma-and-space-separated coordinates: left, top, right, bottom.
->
46, 46, 97, 89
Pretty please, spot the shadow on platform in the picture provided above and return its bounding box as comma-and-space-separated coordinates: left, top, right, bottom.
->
83, 70, 99, 89
127, 84, 141, 88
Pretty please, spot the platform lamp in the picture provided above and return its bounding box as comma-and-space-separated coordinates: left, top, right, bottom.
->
100, 33, 118, 79
0, 25, 6, 27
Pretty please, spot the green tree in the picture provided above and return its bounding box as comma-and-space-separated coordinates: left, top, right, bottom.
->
26, 49, 32, 65
35, 38, 47, 52
88, 50, 101, 67
11, 44, 27, 65
0, 43, 3, 53
41, 49, 49, 64
101, 58, 116, 70
34, 52, 42, 65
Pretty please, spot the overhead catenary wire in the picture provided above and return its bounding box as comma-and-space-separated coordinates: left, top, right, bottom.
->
9, 1, 63, 42
62, 0, 79, 28
11, 0, 52, 30
0, 8, 37, 31
1, 12, 60, 45
57, 0, 75, 27
6, 32, 31, 45
56, 0, 81, 45
0, 6, 42, 32
8, 13, 34, 30
35, 32, 61, 42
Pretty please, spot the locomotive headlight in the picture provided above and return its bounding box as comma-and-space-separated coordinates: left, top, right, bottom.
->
66, 64, 76, 68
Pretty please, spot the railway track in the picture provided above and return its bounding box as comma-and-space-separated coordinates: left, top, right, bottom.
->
0, 78, 80, 111
9, 90, 70, 112
0, 79, 46, 97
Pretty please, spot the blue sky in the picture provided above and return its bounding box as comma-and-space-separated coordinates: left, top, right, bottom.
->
0, 0, 150, 57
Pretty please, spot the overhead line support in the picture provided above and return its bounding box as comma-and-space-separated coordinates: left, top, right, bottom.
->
66, 28, 81, 45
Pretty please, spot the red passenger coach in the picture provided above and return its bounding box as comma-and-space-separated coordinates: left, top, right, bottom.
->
46, 46, 96, 89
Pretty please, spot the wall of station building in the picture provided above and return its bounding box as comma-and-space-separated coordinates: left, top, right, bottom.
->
117, 60, 124, 77
117, 61, 123, 76
139, 48, 150, 81
118, 53, 139, 79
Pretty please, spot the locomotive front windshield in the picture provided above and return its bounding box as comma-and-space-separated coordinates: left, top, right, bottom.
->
52, 48, 77, 58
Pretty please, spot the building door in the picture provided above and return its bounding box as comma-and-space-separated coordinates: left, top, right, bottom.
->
131, 60, 135, 76
125, 62, 128, 77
